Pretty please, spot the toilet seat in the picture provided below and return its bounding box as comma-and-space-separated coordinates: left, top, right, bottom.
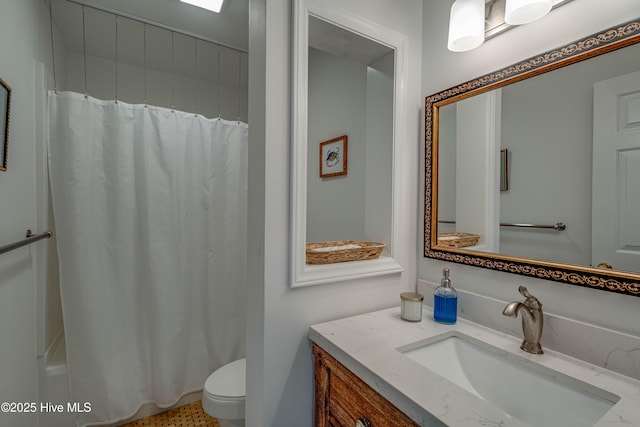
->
202, 358, 246, 422
205, 358, 245, 398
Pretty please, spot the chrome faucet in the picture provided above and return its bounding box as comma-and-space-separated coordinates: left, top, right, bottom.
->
502, 286, 544, 354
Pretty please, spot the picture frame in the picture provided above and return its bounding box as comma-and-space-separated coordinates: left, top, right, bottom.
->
319, 135, 348, 178
500, 148, 509, 191
0, 77, 11, 172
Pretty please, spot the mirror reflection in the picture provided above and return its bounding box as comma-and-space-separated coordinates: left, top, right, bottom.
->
0, 77, 10, 171
306, 15, 394, 253
426, 20, 640, 296
291, 1, 407, 287
435, 40, 640, 275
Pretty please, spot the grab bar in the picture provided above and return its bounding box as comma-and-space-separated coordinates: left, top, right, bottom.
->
0, 229, 53, 256
439, 220, 566, 231
501, 222, 566, 231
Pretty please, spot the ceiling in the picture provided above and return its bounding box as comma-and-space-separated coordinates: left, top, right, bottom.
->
52, 0, 249, 52
308, 15, 394, 66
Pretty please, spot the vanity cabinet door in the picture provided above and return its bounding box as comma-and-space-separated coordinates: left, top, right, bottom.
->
313, 343, 419, 427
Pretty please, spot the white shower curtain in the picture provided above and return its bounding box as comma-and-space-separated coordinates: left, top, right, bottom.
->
47, 92, 247, 426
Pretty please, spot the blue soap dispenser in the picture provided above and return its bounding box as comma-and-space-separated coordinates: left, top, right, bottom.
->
434, 268, 457, 324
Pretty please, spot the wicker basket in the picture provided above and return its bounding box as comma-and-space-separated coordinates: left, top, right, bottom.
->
437, 232, 480, 248
306, 240, 385, 264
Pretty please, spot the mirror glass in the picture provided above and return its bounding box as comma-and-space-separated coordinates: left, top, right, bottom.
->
306, 15, 394, 246
291, 0, 407, 287
425, 20, 640, 296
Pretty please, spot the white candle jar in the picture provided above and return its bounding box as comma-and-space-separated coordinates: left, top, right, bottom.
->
400, 292, 424, 322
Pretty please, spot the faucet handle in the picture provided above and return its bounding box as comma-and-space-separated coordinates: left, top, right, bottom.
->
518, 285, 542, 309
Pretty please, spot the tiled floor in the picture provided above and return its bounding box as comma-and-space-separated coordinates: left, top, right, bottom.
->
118, 401, 220, 427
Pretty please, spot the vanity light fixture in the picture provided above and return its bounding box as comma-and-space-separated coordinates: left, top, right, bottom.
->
180, 0, 224, 13
449, 0, 571, 52
447, 0, 485, 52
505, 0, 552, 25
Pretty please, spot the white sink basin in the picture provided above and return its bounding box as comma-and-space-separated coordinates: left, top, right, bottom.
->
399, 332, 620, 427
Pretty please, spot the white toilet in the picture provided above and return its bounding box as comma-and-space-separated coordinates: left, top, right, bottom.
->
202, 358, 246, 427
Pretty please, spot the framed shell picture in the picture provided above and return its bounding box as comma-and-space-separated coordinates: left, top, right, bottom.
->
319, 135, 347, 178
500, 148, 509, 191
0, 77, 11, 171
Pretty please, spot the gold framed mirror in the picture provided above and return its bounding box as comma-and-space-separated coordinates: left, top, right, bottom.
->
424, 19, 640, 297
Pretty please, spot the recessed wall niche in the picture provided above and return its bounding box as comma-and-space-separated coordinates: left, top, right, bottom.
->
291, 0, 408, 287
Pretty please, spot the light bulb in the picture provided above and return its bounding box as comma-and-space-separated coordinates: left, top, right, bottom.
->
505, 0, 552, 25
447, 0, 485, 52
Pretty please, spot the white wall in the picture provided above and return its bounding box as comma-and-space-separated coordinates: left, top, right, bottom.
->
437, 103, 456, 231
247, 0, 422, 424
454, 91, 501, 251
420, 1, 640, 337
0, 1, 54, 426
364, 52, 394, 252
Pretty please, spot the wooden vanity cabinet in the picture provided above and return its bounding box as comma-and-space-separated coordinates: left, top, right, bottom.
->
313, 343, 420, 427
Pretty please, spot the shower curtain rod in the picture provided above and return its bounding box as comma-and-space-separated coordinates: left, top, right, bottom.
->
61, 0, 248, 54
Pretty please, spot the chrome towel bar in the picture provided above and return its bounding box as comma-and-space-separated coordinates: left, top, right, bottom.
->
501, 222, 566, 231
439, 220, 566, 231
0, 229, 53, 256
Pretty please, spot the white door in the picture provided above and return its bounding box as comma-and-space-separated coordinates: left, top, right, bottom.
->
592, 70, 640, 273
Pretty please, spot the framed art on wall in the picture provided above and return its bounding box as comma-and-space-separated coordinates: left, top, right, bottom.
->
319, 135, 347, 178
500, 148, 509, 191
0, 77, 11, 171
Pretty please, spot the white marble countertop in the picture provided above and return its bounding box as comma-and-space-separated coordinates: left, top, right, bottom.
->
309, 306, 640, 427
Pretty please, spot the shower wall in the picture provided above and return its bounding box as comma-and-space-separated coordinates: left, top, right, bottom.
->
38, 4, 68, 363
53, 1, 248, 121
0, 1, 66, 426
